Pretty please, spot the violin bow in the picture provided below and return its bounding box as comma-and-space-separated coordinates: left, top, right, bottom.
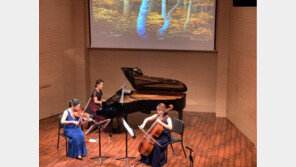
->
77, 98, 92, 126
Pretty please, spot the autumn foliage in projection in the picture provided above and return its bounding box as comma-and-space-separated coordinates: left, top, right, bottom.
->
90, 0, 216, 50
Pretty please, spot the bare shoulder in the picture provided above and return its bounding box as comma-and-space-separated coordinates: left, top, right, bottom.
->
63, 109, 69, 116
167, 116, 172, 121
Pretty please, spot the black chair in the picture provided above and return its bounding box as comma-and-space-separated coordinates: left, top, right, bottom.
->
57, 115, 68, 155
168, 118, 187, 158
165, 146, 168, 162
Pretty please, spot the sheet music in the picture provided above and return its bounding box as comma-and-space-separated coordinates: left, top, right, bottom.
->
122, 118, 135, 138
120, 78, 126, 104
124, 89, 131, 94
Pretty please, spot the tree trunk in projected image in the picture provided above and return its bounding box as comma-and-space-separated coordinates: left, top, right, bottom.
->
137, 0, 181, 40
183, 0, 193, 30
116, 0, 121, 12
158, 0, 180, 39
123, 0, 131, 19
149, 0, 155, 12
137, 0, 151, 39
183, 0, 188, 8
161, 0, 166, 19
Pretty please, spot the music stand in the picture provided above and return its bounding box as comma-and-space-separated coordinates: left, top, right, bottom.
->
115, 118, 136, 166
115, 78, 136, 166
85, 119, 111, 135
89, 119, 111, 165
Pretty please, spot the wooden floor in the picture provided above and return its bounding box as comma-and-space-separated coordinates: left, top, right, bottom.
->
39, 112, 257, 167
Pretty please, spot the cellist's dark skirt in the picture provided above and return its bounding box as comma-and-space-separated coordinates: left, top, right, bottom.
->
140, 129, 171, 167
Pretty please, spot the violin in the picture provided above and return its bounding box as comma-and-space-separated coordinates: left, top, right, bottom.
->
72, 98, 111, 130
138, 104, 173, 156
73, 98, 93, 126
74, 108, 91, 121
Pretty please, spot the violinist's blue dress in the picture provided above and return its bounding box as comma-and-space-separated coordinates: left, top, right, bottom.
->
140, 116, 171, 167
63, 110, 87, 158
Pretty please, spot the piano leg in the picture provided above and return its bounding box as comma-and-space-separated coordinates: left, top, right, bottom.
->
178, 110, 183, 120
114, 116, 122, 133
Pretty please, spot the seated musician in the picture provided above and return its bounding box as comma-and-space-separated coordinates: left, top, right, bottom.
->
88, 79, 117, 135
138, 103, 172, 167
60, 98, 89, 160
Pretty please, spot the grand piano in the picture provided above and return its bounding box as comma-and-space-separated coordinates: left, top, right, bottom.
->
104, 67, 187, 120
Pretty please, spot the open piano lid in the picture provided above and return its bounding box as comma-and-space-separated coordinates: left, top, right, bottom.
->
121, 67, 187, 92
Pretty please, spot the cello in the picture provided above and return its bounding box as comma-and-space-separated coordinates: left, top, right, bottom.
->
138, 104, 173, 156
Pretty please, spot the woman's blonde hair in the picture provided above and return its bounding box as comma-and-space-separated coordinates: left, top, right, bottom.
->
157, 103, 168, 116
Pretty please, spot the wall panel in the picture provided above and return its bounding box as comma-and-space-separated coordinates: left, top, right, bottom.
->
89, 49, 218, 112
227, 6, 257, 145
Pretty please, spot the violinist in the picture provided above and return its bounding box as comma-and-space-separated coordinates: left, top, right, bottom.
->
138, 103, 172, 167
60, 98, 88, 160
88, 79, 117, 135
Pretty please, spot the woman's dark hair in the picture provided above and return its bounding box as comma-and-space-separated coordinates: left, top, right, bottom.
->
95, 79, 104, 87
69, 98, 81, 107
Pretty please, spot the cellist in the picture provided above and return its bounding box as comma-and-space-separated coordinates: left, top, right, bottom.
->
138, 103, 173, 167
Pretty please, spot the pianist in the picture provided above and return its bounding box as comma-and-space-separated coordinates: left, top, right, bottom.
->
88, 79, 117, 135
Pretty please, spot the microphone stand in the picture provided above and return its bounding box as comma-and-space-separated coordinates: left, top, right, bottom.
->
189, 150, 193, 167
186, 146, 194, 167
115, 78, 136, 166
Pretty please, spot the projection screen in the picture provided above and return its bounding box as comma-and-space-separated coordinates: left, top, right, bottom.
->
89, 0, 216, 51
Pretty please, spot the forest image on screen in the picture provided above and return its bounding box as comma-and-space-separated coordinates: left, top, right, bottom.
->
90, 0, 216, 51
